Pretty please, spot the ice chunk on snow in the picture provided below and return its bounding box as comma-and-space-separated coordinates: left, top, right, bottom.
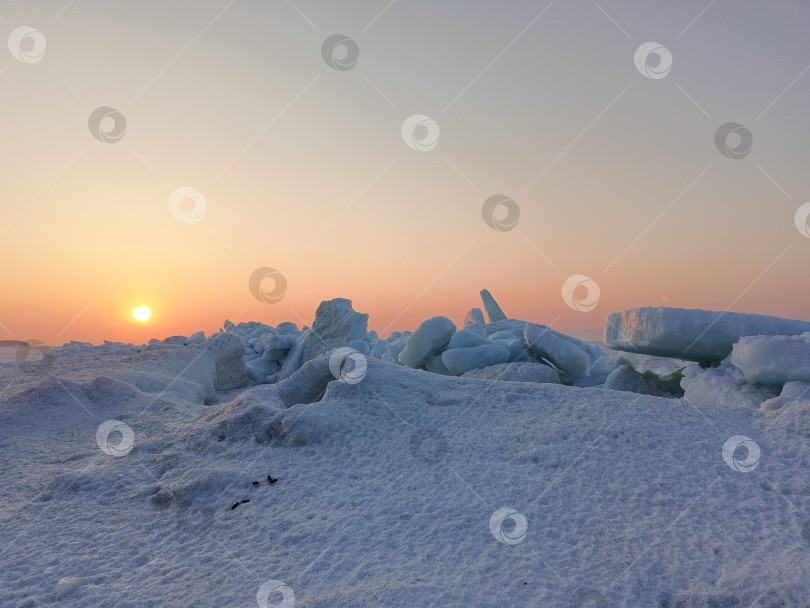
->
573, 354, 630, 387
506, 340, 537, 363
760, 381, 810, 411
489, 330, 518, 341
479, 289, 507, 322
398, 317, 456, 368
780, 380, 810, 400
277, 330, 310, 381
442, 343, 510, 376
246, 358, 280, 384
426, 354, 452, 375
200, 332, 250, 391
461, 362, 560, 384
463, 307, 485, 327
385, 336, 409, 363
730, 333, 810, 385
349, 339, 371, 355
276, 357, 335, 407
53, 576, 81, 599
186, 330, 206, 346
606, 306, 810, 364
447, 328, 491, 349
681, 362, 777, 408
301, 298, 368, 363
275, 321, 299, 334
524, 324, 589, 379
262, 333, 297, 352
603, 365, 668, 397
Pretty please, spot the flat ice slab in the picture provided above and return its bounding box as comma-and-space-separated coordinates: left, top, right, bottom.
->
730, 333, 810, 385
606, 306, 810, 363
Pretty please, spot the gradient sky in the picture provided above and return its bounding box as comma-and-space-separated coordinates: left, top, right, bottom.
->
1, 0, 809, 345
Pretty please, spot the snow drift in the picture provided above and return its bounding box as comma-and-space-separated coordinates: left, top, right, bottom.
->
2, 291, 809, 607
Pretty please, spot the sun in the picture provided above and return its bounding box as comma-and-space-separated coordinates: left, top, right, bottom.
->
132, 306, 152, 323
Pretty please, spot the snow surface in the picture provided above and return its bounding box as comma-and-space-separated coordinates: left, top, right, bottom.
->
2, 332, 810, 607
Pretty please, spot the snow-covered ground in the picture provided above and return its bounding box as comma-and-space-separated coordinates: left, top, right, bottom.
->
1, 314, 809, 607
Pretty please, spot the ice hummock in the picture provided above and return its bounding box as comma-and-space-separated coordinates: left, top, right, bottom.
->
2, 333, 809, 606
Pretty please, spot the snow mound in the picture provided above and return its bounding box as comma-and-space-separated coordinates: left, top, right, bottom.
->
3, 348, 807, 606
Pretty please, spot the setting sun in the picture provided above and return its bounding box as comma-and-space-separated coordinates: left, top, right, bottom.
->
132, 306, 152, 323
